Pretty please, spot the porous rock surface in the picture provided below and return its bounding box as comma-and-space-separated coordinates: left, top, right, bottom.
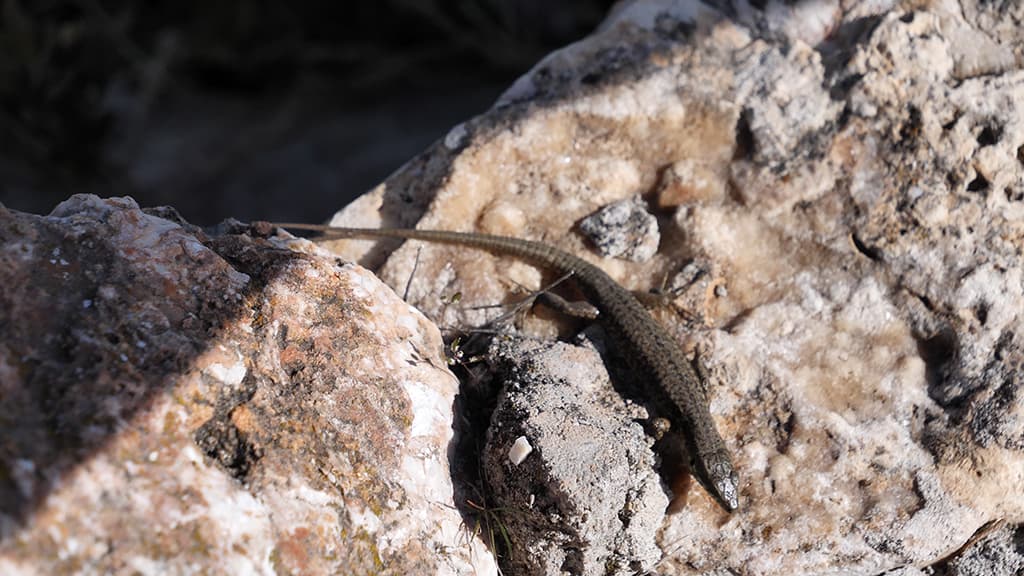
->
4, 0, 1024, 575
482, 337, 667, 576
321, 0, 1024, 574
0, 195, 496, 575
943, 522, 1024, 576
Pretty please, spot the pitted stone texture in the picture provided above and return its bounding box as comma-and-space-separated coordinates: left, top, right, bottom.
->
8, 0, 1024, 574
0, 195, 495, 576
579, 195, 660, 262
317, 1, 1024, 574
483, 338, 667, 576
943, 523, 1024, 576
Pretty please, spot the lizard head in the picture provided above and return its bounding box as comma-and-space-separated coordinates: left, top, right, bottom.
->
692, 448, 739, 512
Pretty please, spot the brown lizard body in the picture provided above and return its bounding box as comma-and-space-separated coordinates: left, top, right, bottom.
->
264, 222, 740, 511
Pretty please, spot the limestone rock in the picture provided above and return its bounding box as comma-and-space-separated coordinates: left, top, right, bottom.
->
5, 0, 1024, 574
482, 338, 666, 576
0, 195, 495, 575
654, 158, 728, 208
943, 523, 1024, 576
578, 195, 660, 263
319, 1, 1024, 574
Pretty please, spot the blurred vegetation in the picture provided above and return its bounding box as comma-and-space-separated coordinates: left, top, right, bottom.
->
0, 0, 610, 198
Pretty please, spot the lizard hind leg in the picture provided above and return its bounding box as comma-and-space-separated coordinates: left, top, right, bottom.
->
535, 291, 600, 320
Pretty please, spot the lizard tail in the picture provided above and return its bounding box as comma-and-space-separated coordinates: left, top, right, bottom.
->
260, 221, 588, 274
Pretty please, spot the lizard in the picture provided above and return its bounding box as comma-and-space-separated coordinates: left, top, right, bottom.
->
259, 221, 740, 512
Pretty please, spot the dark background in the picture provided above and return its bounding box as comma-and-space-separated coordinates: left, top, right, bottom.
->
0, 0, 612, 225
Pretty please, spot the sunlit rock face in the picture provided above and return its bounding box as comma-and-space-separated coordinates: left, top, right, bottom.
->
4, 0, 1024, 574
